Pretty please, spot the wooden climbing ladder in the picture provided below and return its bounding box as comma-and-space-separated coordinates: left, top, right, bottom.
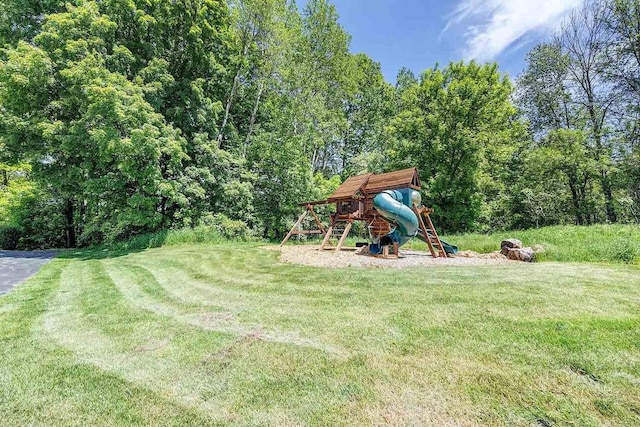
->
319, 218, 352, 252
413, 206, 448, 258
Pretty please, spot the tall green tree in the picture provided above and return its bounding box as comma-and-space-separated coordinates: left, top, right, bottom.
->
516, 43, 580, 133
385, 62, 523, 232
0, 3, 199, 244
528, 129, 599, 225
300, 0, 353, 174
219, 0, 286, 151
339, 54, 394, 177
245, 0, 313, 237
604, 0, 640, 100
244, 0, 391, 236
604, 0, 640, 221
99, 0, 235, 140
556, 1, 619, 223
515, 43, 597, 226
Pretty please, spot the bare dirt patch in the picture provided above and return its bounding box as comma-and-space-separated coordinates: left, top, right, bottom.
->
272, 245, 514, 269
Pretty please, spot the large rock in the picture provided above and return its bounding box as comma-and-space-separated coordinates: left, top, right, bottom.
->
507, 247, 535, 262
501, 238, 523, 255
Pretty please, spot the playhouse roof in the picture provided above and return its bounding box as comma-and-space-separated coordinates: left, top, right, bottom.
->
326, 168, 421, 202
327, 173, 372, 202
366, 168, 421, 194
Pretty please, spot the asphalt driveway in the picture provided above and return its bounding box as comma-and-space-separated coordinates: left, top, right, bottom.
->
0, 251, 56, 296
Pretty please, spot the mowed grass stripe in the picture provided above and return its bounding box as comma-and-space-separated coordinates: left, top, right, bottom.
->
124, 256, 253, 309
126, 249, 405, 353
130, 246, 283, 293
103, 260, 235, 322
2, 261, 225, 426
33, 259, 250, 421
106, 254, 350, 356
127, 249, 347, 315
109, 261, 216, 310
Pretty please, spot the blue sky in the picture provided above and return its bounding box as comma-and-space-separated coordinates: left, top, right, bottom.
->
299, 0, 584, 83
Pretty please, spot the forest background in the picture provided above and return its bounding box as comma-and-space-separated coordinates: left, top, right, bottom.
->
0, 0, 638, 248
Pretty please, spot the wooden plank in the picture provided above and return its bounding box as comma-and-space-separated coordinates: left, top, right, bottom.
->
280, 209, 308, 246
297, 200, 329, 207
364, 168, 420, 194
291, 230, 323, 235
328, 168, 422, 201
311, 206, 332, 246
415, 206, 434, 215
309, 206, 327, 236
334, 221, 352, 253
319, 226, 333, 250
319, 216, 336, 250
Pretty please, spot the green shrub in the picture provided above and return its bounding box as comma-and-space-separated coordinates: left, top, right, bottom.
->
0, 224, 22, 250
6, 188, 67, 249
199, 213, 250, 239
79, 222, 259, 256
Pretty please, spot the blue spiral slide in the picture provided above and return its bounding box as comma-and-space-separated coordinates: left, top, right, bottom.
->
370, 189, 457, 255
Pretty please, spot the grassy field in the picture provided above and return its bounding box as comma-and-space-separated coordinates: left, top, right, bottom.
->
1, 242, 639, 426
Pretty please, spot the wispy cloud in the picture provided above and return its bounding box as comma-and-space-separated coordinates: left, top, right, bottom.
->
444, 0, 583, 61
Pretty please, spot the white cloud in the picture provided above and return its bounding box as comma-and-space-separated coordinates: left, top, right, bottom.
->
444, 0, 584, 61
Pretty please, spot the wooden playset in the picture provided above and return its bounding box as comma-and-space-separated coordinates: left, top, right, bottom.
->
280, 168, 453, 258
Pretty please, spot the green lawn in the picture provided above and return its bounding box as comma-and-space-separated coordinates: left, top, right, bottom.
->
1, 243, 639, 426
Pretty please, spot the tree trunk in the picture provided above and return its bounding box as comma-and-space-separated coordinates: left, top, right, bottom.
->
218, 43, 250, 147
311, 148, 318, 172
77, 199, 87, 240
587, 102, 617, 223
569, 181, 584, 225
580, 176, 592, 225
217, 70, 240, 147
600, 170, 617, 223
244, 81, 265, 157
64, 199, 76, 248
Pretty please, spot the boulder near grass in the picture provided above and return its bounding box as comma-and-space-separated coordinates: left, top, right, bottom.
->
500, 239, 523, 255
507, 247, 536, 262
501, 238, 536, 262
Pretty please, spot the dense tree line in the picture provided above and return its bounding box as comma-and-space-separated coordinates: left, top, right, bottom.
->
515, 0, 640, 227
0, 0, 638, 248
